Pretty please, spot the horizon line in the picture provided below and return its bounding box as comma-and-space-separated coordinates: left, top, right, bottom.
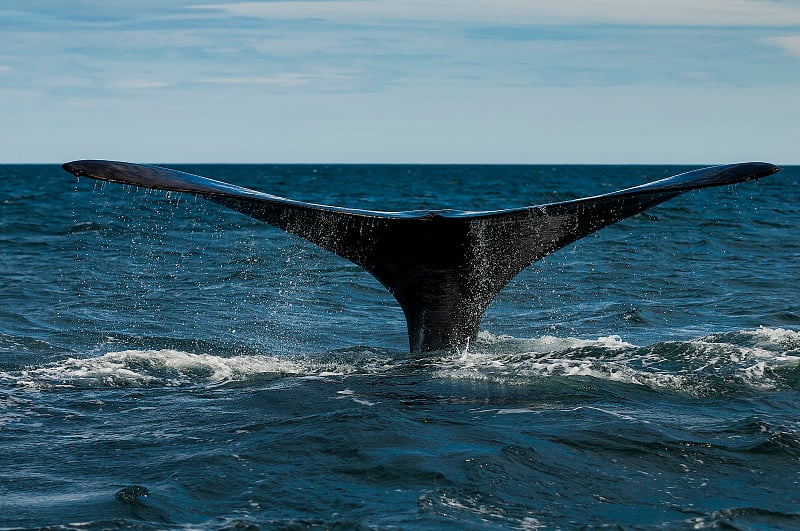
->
4, 160, 798, 167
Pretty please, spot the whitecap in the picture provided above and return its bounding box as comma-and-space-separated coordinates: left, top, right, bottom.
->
473, 330, 635, 353
434, 328, 800, 395
13, 349, 356, 389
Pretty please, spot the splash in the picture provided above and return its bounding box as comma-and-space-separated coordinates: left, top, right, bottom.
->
432, 328, 800, 395
7, 328, 799, 394
12, 349, 360, 389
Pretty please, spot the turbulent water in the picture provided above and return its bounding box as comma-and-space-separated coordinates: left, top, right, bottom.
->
1, 164, 799, 529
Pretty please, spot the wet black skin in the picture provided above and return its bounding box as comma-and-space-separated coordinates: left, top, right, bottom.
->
63, 161, 780, 353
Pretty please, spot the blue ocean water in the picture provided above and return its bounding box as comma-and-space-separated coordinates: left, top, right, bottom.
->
1, 163, 799, 529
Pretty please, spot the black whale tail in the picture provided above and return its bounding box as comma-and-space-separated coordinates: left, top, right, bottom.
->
63, 161, 780, 353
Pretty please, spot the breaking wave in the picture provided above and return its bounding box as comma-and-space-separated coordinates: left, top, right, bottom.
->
3, 328, 798, 395
435, 327, 800, 395
6, 349, 363, 389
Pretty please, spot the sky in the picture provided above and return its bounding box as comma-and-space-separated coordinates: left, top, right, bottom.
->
1, 0, 799, 164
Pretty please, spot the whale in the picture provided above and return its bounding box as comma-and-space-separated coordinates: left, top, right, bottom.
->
63, 160, 780, 353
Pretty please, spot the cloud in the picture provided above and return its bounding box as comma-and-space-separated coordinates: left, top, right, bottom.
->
763, 35, 800, 58
188, 0, 800, 26
3, 1, 799, 163
680, 70, 719, 82
110, 79, 171, 89
199, 71, 352, 87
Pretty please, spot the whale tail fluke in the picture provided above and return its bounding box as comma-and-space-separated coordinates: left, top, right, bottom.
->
63, 160, 780, 352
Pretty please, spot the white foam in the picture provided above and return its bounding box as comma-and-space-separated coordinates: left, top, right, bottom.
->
474, 331, 636, 353
334, 387, 378, 406
437, 353, 690, 393
493, 407, 539, 415
8, 327, 799, 393
688, 328, 800, 390
746, 326, 800, 344
14, 349, 359, 389
435, 328, 800, 394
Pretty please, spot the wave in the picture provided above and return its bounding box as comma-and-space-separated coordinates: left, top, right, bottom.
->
3, 328, 798, 393
435, 327, 800, 395
6, 349, 362, 389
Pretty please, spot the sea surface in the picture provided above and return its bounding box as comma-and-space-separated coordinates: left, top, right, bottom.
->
1, 164, 799, 529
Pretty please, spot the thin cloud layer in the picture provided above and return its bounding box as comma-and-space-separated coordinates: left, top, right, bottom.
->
763, 34, 800, 58
190, 0, 800, 26
1, 1, 798, 162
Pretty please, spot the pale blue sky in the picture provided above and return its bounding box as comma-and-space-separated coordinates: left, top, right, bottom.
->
2, 1, 799, 163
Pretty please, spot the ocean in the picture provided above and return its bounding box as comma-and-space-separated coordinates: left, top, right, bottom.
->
1, 164, 798, 529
